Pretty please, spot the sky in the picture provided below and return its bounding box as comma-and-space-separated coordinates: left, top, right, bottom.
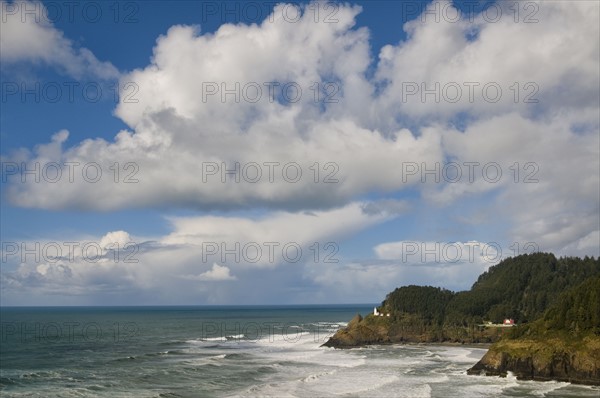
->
0, 0, 598, 306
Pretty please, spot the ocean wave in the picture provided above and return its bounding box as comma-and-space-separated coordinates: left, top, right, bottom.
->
301, 369, 337, 383
113, 355, 138, 362
0, 376, 19, 387
17, 370, 64, 381
158, 340, 187, 347
186, 334, 247, 344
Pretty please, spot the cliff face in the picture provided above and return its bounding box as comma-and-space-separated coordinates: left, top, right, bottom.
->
467, 337, 600, 386
322, 312, 505, 348
325, 255, 599, 349
467, 276, 600, 386
322, 258, 600, 385
321, 314, 390, 348
324, 317, 600, 385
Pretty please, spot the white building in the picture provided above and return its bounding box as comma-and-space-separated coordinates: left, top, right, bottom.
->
373, 308, 391, 317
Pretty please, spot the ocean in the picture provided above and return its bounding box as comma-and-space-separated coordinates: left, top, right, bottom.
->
0, 305, 598, 397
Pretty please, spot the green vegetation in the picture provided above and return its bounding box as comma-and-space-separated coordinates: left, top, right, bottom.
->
508, 275, 600, 339
325, 253, 599, 347
381, 285, 454, 325
467, 276, 600, 385
379, 253, 599, 328
326, 253, 600, 384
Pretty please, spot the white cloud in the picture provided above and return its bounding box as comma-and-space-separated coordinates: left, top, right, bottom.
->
374, 240, 498, 264
436, 111, 599, 254
4, 3, 596, 249
2, 1, 443, 212
186, 263, 236, 281
0, 0, 119, 80
99, 231, 132, 249
1, 1, 598, 303
0, 201, 397, 304
374, 0, 599, 120
303, 258, 492, 302
557, 230, 600, 258
161, 201, 392, 252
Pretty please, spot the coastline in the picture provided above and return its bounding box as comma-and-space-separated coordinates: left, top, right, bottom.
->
322, 340, 492, 350
467, 336, 600, 386
3, 305, 599, 396
423, 342, 492, 349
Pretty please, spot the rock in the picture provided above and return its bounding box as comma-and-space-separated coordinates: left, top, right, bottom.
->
321, 314, 389, 348
467, 338, 600, 386
348, 313, 362, 328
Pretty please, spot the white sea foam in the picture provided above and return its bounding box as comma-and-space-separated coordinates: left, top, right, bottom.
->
429, 346, 488, 364
203, 336, 227, 342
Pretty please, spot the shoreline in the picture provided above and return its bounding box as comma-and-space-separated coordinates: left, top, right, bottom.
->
323, 340, 492, 350
422, 342, 492, 349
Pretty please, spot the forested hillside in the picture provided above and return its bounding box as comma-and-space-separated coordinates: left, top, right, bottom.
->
325, 253, 600, 348
510, 275, 600, 338
468, 276, 600, 385
381, 285, 455, 325
379, 253, 599, 326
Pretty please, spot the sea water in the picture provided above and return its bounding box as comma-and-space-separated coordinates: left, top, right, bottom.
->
1, 306, 598, 397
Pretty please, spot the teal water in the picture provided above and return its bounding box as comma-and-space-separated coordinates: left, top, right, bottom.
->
1, 306, 598, 397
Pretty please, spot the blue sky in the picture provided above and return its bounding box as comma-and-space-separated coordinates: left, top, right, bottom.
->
1, 0, 598, 305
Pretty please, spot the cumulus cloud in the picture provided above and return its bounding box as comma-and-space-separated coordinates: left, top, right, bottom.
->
2, 1, 442, 212
1, 1, 598, 303
186, 263, 236, 281
0, 202, 397, 304
162, 201, 392, 249
374, 0, 599, 120
99, 230, 133, 249
0, 0, 119, 80
303, 258, 493, 302
3, 1, 596, 235
374, 240, 498, 263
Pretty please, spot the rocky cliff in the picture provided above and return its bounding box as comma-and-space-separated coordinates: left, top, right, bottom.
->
467, 336, 600, 385
321, 314, 390, 348
322, 256, 600, 386
322, 312, 505, 348
468, 275, 600, 386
